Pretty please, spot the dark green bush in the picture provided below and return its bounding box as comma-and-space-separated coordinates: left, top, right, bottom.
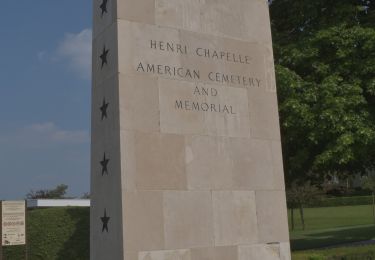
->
306, 196, 373, 208
3, 207, 89, 260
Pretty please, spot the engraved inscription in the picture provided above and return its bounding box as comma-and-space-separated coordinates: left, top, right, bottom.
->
136, 62, 200, 80
117, 22, 261, 136
118, 22, 268, 90
135, 39, 262, 88
159, 80, 250, 137
175, 86, 236, 115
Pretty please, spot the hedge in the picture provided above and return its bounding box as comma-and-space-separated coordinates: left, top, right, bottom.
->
306, 195, 374, 208
2, 207, 89, 260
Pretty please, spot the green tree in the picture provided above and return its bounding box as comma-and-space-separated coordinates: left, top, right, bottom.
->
270, 0, 374, 45
363, 173, 375, 224
270, 1, 375, 185
26, 184, 69, 199
81, 192, 90, 199
287, 181, 321, 230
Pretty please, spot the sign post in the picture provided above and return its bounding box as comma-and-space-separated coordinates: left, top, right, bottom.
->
0, 201, 2, 260
0, 200, 27, 260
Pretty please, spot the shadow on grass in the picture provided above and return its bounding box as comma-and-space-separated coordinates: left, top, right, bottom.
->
292, 225, 375, 251
56, 207, 90, 260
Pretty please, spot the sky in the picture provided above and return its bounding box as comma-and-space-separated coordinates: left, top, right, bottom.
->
0, 1, 92, 199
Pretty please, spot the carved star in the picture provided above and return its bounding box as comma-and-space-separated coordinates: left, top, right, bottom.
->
100, 153, 110, 176
100, 98, 109, 120
99, 0, 108, 17
100, 46, 109, 69
101, 209, 110, 233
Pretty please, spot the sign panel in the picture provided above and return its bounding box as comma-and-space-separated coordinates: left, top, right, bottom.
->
1, 201, 26, 246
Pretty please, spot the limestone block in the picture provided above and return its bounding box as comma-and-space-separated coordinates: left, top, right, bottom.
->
264, 45, 278, 92
133, 132, 187, 190
120, 131, 137, 191
232, 138, 275, 190
93, 22, 118, 86
255, 191, 290, 243
186, 136, 280, 190
117, 21, 182, 78
91, 75, 120, 136
163, 191, 214, 249
122, 191, 165, 252
185, 136, 235, 190
238, 244, 280, 260
248, 90, 281, 140
280, 242, 292, 260
190, 246, 238, 260
212, 191, 258, 246
271, 141, 286, 190
139, 249, 191, 260
155, 0, 272, 43
159, 79, 250, 137
118, 74, 160, 133
117, 20, 268, 91
124, 251, 138, 260
91, 132, 120, 184
159, 80, 206, 136
90, 202, 124, 260
93, 0, 116, 37
117, 0, 155, 25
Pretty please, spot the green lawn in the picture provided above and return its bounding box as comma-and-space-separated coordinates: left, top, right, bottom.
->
289, 205, 375, 250
289, 205, 374, 230
292, 244, 375, 260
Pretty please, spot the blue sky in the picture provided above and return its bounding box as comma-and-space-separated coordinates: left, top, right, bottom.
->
0, 1, 92, 199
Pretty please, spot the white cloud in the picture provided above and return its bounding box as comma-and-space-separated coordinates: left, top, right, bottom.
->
57, 28, 92, 79
26, 122, 89, 143
0, 122, 89, 145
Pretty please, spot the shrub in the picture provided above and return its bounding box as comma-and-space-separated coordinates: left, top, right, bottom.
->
305, 196, 373, 208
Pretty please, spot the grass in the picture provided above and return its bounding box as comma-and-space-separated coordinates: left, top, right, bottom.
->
3, 207, 89, 260
289, 205, 375, 250
292, 244, 375, 260
291, 224, 375, 250
289, 205, 374, 231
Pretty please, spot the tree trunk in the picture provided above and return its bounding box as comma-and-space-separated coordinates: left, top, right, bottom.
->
299, 204, 305, 230
291, 208, 295, 230
372, 192, 375, 225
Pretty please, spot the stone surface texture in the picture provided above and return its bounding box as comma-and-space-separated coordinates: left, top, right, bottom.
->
91, 0, 290, 259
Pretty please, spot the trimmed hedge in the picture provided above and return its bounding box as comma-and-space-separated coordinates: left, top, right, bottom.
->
3, 207, 89, 260
306, 195, 373, 208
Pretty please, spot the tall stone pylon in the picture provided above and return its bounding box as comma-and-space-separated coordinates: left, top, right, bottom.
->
91, 0, 291, 259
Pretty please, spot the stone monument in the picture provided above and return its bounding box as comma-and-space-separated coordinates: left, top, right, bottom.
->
91, 0, 291, 259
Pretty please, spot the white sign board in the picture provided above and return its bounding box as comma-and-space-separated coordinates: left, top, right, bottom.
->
1, 201, 26, 246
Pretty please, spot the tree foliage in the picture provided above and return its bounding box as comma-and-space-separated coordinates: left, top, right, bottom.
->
270, 0, 375, 184
26, 184, 69, 199
271, 0, 374, 45
287, 181, 321, 230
